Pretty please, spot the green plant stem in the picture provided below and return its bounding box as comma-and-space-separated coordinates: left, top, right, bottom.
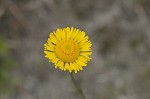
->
69, 72, 86, 99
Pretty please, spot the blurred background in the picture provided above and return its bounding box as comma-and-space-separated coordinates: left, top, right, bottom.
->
0, 0, 150, 99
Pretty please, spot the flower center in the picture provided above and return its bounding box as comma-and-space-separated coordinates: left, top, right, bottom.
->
55, 39, 80, 62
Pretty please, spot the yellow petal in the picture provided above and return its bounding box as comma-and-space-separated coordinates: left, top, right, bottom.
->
80, 52, 92, 56
65, 63, 70, 72
81, 48, 91, 51
78, 56, 88, 63
60, 29, 66, 39
76, 60, 87, 66
49, 33, 58, 44
73, 62, 79, 73
71, 29, 79, 39
65, 27, 72, 39
44, 51, 57, 60
79, 36, 88, 46
77, 31, 85, 43
73, 62, 83, 72
70, 62, 76, 71
80, 41, 92, 51
55, 29, 61, 41
56, 60, 64, 70
80, 55, 91, 61
70, 27, 74, 33
44, 43, 55, 51
80, 41, 92, 47
51, 58, 59, 64
74, 31, 82, 41
47, 38, 51, 44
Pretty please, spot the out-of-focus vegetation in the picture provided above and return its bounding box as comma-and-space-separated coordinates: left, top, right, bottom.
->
0, 36, 16, 95
144, 69, 150, 85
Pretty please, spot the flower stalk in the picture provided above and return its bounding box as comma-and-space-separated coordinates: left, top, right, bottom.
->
69, 72, 86, 99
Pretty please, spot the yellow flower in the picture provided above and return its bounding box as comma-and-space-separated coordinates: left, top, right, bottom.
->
44, 27, 92, 73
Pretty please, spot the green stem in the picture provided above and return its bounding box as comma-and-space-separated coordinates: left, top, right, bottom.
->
69, 72, 86, 99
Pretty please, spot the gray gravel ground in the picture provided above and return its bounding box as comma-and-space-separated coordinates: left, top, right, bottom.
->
1, 0, 150, 99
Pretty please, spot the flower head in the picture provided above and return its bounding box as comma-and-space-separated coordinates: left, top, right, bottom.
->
44, 27, 92, 73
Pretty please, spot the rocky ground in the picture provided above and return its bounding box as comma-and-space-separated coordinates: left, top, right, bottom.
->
0, 0, 150, 99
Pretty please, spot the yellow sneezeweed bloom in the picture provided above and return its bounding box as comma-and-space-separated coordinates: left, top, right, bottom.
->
44, 27, 92, 73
